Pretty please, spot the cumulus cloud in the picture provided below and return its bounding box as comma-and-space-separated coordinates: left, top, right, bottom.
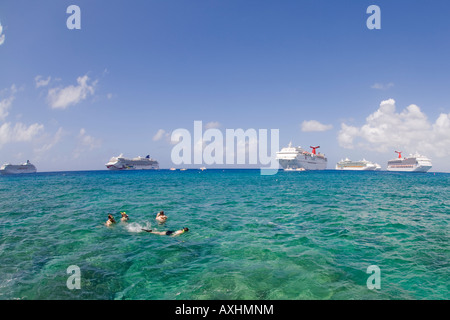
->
338, 98, 450, 157
35, 75, 51, 88
0, 84, 44, 149
0, 122, 44, 147
47, 75, 97, 109
301, 120, 333, 132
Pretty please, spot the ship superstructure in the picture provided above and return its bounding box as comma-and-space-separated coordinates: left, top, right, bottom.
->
276, 143, 327, 170
106, 154, 159, 170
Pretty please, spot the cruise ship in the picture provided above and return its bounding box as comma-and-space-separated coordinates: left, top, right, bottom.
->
105, 154, 159, 170
0, 160, 37, 175
276, 143, 327, 170
387, 151, 432, 172
336, 158, 381, 171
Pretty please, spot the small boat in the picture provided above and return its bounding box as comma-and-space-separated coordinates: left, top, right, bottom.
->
284, 167, 306, 172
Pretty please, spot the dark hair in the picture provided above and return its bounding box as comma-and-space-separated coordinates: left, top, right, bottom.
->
184, 227, 189, 232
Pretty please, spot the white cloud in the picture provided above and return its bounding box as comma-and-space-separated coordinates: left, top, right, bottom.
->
337, 123, 358, 149
0, 21, 5, 46
72, 128, 102, 158
429, 113, 450, 157
0, 85, 17, 121
153, 129, 166, 141
78, 128, 101, 149
170, 130, 186, 145
0, 84, 45, 148
34, 127, 65, 154
204, 121, 221, 129
301, 120, 333, 132
371, 82, 394, 90
73, 130, 98, 158
338, 98, 450, 158
0, 122, 44, 147
47, 75, 97, 109
35, 75, 51, 88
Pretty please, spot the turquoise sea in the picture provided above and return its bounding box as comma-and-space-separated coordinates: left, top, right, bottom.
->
0, 169, 448, 300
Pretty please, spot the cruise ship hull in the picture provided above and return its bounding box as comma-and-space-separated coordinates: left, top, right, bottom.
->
106, 163, 159, 170
336, 165, 377, 171
386, 165, 431, 173
278, 157, 327, 170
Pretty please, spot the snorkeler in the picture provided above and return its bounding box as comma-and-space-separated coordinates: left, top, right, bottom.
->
106, 214, 116, 226
141, 227, 189, 236
155, 211, 167, 223
120, 211, 129, 221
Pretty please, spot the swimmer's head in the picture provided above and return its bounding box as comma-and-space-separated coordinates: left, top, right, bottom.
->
108, 214, 115, 220
121, 212, 128, 217
183, 227, 189, 232
160, 211, 165, 215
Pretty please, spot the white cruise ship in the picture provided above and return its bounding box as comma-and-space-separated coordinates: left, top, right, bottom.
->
0, 160, 37, 175
276, 143, 327, 170
105, 154, 159, 170
387, 151, 432, 172
336, 158, 381, 171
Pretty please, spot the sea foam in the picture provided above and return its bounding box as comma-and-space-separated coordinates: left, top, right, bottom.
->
126, 222, 152, 233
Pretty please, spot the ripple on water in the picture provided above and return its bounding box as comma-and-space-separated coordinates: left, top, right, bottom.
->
0, 170, 449, 299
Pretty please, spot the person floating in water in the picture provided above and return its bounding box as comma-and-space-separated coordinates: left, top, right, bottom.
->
141, 227, 189, 236
106, 214, 116, 226
155, 211, 167, 223
120, 211, 129, 222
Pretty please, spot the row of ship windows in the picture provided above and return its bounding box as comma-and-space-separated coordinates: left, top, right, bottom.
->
389, 165, 414, 168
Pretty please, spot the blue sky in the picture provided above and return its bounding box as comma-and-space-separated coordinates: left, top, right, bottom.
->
1, 0, 450, 171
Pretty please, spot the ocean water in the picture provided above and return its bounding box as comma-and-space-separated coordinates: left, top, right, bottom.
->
0, 169, 448, 300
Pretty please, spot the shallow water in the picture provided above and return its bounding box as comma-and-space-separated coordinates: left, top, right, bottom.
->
0, 169, 448, 299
